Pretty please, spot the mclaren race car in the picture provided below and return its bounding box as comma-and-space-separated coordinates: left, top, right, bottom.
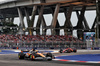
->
59, 48, 77, 53
18, 50, 55, 61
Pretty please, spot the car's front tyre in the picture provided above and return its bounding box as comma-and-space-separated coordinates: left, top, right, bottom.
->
18, 52, 25, 59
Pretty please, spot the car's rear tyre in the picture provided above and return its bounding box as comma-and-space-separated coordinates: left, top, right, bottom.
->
59, 50, 63, 53
73, 50, 77, 53
59, 49, 63, 53
18, 52, 25, 59
30, 54, 35, 60
48, 59, 52, 61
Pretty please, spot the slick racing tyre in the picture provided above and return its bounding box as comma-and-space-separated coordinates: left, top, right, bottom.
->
18, 52, 25, 59
59, 50, 63, 53
30, 54, 35, 60
46, 53, 53, 61
73, 50, 77, 53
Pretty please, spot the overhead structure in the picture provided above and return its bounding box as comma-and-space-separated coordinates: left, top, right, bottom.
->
96, 0, 100, 46
0, 0, 97, 38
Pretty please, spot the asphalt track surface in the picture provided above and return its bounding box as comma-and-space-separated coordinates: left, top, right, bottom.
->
0, 50, 100, 66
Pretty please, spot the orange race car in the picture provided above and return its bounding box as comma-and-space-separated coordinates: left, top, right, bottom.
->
59, 48, 77, 53
18, 49, 55, 61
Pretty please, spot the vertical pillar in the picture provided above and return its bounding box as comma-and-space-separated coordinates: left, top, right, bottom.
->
51, 4, 60, 35
64, 5, 73, 35
0, 14, 4, 22
96, 0, 100, 45
55, 21, 60, 35
76, 11, 90, 29
2, 14, 6, 23
42, 15, 46, 35
30, 5, 37, 28
17, 7, 25, 34
76, 6, 86, 40
7, 18, 10, 22
19, 15, 24, 28
36, 6, 44, 35
24, 7, 30, 27
11, 17, 14, 23
25, 6, 37, 35
92, 16, 97, 29
51, 7, 60, 35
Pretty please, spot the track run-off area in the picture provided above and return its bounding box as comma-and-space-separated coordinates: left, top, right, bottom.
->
0, 49, 100, 66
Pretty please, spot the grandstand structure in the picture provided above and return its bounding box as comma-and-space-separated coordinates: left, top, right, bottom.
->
0, 0, 99, 48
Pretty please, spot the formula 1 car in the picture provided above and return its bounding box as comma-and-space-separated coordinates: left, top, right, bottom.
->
18, 50, 55, 61
59, 48, 77, 53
